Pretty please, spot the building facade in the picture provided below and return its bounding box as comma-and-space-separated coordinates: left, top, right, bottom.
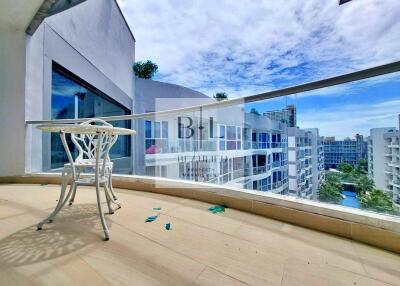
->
264, 104, 296, 127
288, 127, 324, 199
22, 0, 135, 174
141, 104, 324, 197
323, 134, 367, 169
368, 122, 400, 206
2, 0, 325, 198
141, 106, 290, 194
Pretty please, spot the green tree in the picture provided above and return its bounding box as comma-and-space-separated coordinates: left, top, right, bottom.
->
318, 172, 342, 204
318, 182, 342, 204
358, 158, 368, 172
133, 60, 158, 79
354, 165, 367, 176
250, 108, 260, 116
337, 163, 354, 173
214, 92, 228, 101
355, 175, 374, 196
360, 189, 396, 214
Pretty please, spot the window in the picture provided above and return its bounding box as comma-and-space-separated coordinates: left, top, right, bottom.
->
259, 176, 272, 191
51, 63, 131, 169
144, 120, 169, 154
145, 121, 152, 138
220, 125, 242, 151
227, 126, 236, 150
243, 128, 251, 149
219, 125, 226, 150
154, 122, 161, 138
271, 133, 281, 148
162, 121, 168, 138
236, 127, 242, 149
258, 133, 268, 149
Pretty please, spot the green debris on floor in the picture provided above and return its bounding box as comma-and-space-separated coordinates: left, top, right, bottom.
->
153, 207, 162, 211
208, 205, 227, 214
165, 223, 171, 230
145, 215, 159, 223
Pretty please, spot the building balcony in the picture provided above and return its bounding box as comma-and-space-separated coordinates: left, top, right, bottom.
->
1, 181, 399, 285
388, 144, 400, 149
391, 180, 400, 187
252, 165, 267, 175
8, 52, 400, 285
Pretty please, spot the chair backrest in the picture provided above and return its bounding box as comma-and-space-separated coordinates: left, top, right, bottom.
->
71, 119, 118, 164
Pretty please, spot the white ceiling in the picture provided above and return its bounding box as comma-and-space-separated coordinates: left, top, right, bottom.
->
0, 0, 43, 30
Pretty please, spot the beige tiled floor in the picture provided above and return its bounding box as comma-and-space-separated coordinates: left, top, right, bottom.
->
0, 184, 399, 286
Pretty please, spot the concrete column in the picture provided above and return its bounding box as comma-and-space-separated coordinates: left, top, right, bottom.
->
0, 30, 27, 176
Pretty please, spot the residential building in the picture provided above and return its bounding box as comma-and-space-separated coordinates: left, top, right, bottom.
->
323, 135, 367, 169
288, 127, 324, 199
264, 104, 296, 127
368, 121, 400, 206
307, 128, 325, 200
142, 106, 290, 194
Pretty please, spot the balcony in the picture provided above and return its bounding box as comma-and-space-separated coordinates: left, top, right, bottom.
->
252, 165, 267, 175
1, 183, 400, 285
2, 50, 400, 285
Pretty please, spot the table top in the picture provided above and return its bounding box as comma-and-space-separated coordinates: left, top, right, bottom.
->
36, 124, 136, 136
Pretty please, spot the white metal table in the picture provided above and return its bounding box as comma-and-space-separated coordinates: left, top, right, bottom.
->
36, 123, 135, 240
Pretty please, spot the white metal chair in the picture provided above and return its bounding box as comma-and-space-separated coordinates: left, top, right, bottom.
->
37, 119, 121, 240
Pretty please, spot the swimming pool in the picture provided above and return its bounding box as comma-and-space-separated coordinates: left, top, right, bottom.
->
340, 190, 360, 209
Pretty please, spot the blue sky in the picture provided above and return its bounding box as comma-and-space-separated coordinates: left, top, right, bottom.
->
117, 0, 400, 139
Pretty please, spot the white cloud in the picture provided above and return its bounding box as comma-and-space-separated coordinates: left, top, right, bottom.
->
117, 0, 400, 98
298, 99, 400, 139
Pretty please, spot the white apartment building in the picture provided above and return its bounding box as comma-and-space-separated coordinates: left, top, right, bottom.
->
288, 127, 324, 199
142, 104, 326, 197
142, 105, 290, 194
307, 128, 325, 200
368, 120, 400, 206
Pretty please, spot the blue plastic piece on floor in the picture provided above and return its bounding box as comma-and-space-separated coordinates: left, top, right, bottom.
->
165, 223, 171, 230
145, 215, 158, 222
208, 205, 226, 214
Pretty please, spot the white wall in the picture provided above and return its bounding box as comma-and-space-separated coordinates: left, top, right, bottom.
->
370, 128, 395, 190
134, 78, 212, 175
0, 0, 43, 176
134, 78, 211, 113
0, 31, 27, 176
45, 0, 135, 99
24, 0, 135, 172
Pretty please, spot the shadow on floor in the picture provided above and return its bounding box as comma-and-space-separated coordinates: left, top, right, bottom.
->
0, 204, 112, 267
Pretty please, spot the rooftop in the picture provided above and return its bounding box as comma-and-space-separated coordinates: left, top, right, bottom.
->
0, 183, 399, 286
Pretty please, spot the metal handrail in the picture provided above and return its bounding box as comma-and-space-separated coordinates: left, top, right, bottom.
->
25, 60, 400, 124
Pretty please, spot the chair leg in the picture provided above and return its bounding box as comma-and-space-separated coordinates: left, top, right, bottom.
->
95, 178, 110, 241
103, 183, 114, 214
37, 170, 71, 230
108, 172, 118, 201
69, 182, 78, 205
107, 178, 121, 209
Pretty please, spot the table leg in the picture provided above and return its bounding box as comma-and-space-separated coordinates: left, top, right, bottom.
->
95, 133, 110, 241
37, 169, 71, 230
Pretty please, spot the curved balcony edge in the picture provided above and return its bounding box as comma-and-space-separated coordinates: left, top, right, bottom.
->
1, 173, 399, 253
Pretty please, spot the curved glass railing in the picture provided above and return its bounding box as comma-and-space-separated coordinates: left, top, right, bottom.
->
26, 61, 400, 218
